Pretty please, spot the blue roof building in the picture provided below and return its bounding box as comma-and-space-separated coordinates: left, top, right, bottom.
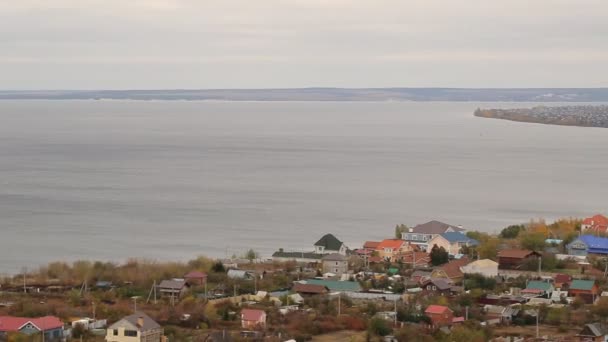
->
567, 235, 608, 256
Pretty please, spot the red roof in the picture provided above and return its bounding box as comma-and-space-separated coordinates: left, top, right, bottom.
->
400, 251, 430, 266
241, 309, 265, 322
554, 274, 572, 285
377, 239, 405, 250
438, 258, 470, 279
0, 316, 63, 332
425, 305, 452, 315
497, 249, 538, 259
583, 214, 608, 226
363, 241, 380, 249
452, 317, 465, 323
184, 271, 207, 279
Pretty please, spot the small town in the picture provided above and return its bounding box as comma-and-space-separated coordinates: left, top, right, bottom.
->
474, 106, 608, 128
2, 215, 608, 342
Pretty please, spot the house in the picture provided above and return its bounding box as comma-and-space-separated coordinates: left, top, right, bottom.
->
227, 270, 255, 280
0, 316, 64, 342
271, 250, 323, 263
522, 281, 553, 298
184, 271, 207, 286
303, 279, 362, 292
460, 259, 498, 278
421, 278, 453, 295
554, 274, 572, 289
363, 241, 380, 251
484, 305, 516, 324
576, 323, 608, 342
581, 214, 608, 234
427, 232, 478, 256
240, 309, 266, 329
497, 249, 541, 270
376, 239, 412, 262
400, 251, 431, 267
292, 283, 329, 296
424, 305, 454, 327
314, 234, 348, 255
106, 312, 164, 342
411, 270, 432, 284
569, 279, 599, 304
567, 235, 608, 257
158, 279, 190, 298
321, 253, 349, 276
431, 258, 469, 283
401, 220, 465, 251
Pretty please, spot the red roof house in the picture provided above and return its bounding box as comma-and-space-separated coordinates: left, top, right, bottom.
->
582, 214, 608, 234
0, 316, 64, 340
184, 271, 208, 285
240, 309, 266, 329
363, 241, 381, 250
424, 305, 454, 327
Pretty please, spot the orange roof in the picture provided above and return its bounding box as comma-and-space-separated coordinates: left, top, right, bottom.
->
377, 239, 405, 250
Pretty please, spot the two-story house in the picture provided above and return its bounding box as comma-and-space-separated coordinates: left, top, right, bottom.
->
581, 214, 608, 234
321, 253, 349, 276
401, 220, 465, 251
424, 305, 454, 327
240, 309, 266, 329
106, 312, 164, 342
427, 232, 478, 256
314, 234, 348, 255
376, 239, 413, 262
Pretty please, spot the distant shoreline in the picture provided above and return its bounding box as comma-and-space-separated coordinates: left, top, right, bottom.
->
1, 88, 608, 102
474, 105, 608, 128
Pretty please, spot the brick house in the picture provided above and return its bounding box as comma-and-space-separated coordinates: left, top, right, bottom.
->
240, 309, 266, 329
424, 305, 454, 327
569, 279, 599, 304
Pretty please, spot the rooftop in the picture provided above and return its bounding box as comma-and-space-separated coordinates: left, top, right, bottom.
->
241, 309, 265, 322
439, 232, 478, 245
0, 316, 63, 332
412, 220, 465, 234
109, 312, 160, 332
570, 279, 596, 291
314, 234, 344, 251
425, 305, 451, 315
304, 279, 361, 292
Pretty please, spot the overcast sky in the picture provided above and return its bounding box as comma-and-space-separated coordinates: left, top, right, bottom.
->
1, 0, 607, 89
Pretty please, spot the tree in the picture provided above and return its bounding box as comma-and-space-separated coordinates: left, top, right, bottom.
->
520, 232, 546, 251
395, 224, 408, 239
211, 261, 225, 273
500, 224, 525, 239
368, 317, 392, 337
245, 249, 258, 262
476, 236, 500, 260
592, 297, 608, 323
429, 245, 449, 266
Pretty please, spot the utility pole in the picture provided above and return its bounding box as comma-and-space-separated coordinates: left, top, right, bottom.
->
132, 296, 140, 312
337, 294, 341, 316
23, 268, 26, 294
536, 310, 539, 339
394, 299, 397, 326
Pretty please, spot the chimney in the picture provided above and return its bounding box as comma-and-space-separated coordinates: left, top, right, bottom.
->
137, 317, 144, 328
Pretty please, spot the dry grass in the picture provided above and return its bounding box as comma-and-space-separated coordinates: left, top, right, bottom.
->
310, 330, 368, 342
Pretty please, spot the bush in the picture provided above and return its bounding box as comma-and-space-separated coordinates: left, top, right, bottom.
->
368, 317, 392, 337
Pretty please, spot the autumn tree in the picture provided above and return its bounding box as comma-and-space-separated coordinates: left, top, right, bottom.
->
520, 232, 546, 251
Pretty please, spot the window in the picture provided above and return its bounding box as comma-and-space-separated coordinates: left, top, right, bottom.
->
124, 330, 138, 337
113, 329, 118, 336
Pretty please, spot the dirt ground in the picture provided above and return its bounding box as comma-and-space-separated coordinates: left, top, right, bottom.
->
311, 330, 368, 342
492, 324, 579, 338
